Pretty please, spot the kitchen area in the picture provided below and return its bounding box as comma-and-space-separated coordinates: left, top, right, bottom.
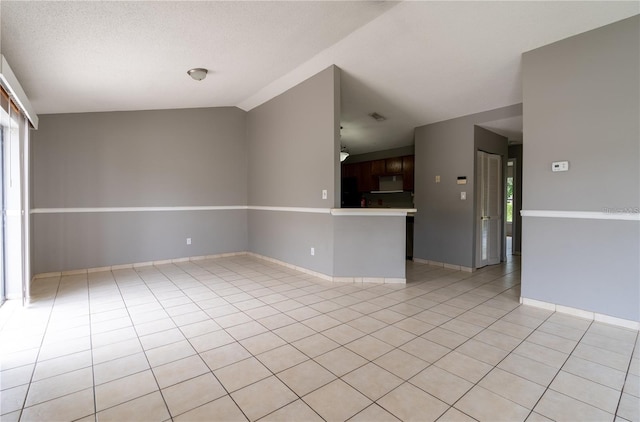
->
341, 154, 416, 260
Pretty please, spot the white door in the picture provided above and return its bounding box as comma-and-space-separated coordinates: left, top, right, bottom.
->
476, 151, 502, 267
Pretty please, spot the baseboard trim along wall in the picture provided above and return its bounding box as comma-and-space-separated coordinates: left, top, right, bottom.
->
521, 209, 640, 221
521, 297, 640, 331
412, 258, 474, 273
32, 251, 406, 285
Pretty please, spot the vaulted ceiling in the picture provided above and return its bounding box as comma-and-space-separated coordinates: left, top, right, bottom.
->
1, 1, 637, 154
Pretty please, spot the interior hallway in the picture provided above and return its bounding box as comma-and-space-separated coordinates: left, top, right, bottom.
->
0, 255, 638, 421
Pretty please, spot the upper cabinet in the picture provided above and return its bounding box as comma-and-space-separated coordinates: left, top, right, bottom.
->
341, 155, 415, 193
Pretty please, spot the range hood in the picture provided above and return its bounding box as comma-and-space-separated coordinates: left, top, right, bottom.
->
371, 175, 404, 193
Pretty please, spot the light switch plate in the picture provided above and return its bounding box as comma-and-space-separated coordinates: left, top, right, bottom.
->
552, 161, 569, 172
460, 192, 466, 200
322, 190, 328, 199
435, 175, 441, 183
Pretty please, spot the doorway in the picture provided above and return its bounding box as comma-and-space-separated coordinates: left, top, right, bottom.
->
476, 150, 502, 267
506, 159, 515, 256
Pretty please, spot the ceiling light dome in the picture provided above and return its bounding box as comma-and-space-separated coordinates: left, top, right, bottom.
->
187, 68, 208, 81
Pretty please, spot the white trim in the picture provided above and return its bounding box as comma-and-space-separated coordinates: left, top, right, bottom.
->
30, 205, 336, 215
521, 210, 640, 221
521, 297, 640, 331
249, 206, 330, 214
0, 55, 38, 129
30, 205, 248, 214
330, 208, 416, 217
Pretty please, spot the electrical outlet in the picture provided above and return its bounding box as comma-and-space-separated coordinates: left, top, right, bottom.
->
322, 190, 328, 200
310, 247, 315, 256
435, 175, 441, 183
186, 238, 192, 245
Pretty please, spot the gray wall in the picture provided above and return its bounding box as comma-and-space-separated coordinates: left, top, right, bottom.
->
31, 107, 249, 273
522, 16, 639, 321
247, 66, 340, 274
414, 104, 521, 268
333, 216, 405, 278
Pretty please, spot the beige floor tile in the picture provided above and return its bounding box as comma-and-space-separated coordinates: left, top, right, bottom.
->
214, 312, 253, 329
1, 348, 39, 371
257, 344, 308, 373
350, 404, 401, 422
370, 309, 406, 325
0, 364, 35, 390
96, 391, 169, 422
437, 407, 476, 422
303, 379, 372, 421
617, 392, 640, 422
200, 342, 252, 371
20, 387, 94, 422
498, 353, 559, 387
347, 315, 388, 334
563, 355, 627, 390
322, 324, 366, 345
378, 382, 449, 422
441, 319, 483, 338
232, 376, 297, 421
214, 357, 272, 392
343, 362, 403, 401
25, 367, 93, 407
134, 318, 177, 337
240, 331, 287, 355
455, 338, 510, 366
315, 347, 368, 377
573, 342, 632, 372
409, 365, 473, 405
145, 339, 197, 367
162, 372, 226, 417
302, 314, 342, 331
372, 326, 416, 347
434, 351, 492, 384
256, 313, 297, 330
527, 330, 578, 354
400, 337, 450, 363
421, 327, 468, 349
291, 333, 340, 358
514, 341, 569, 369
278, 359, 336, 396
260, 399, 323, 422
0, 410, 21, 422
94, 352, 150, 385
455, 386, 529, 422
92, 338, 143, 365
95, 369, 158, 411
153, 355, 210, 388
479, 368, 546, 409
226, 321, 269, 341
1, 384, 29, 415
473, 329, 522, 352
37, 336, 91, 361
346, 335, 395, 361
139, 328, 185, 350
189, 330, 236, 353
91, 326, 138, 348
534, 389, 613, 421
174, 395, 247, 422
550, 371, 620, 414
623, 373, 639, 397
525, 412, 554, 422
373, 349, 430, 380
273, 323, 316, 343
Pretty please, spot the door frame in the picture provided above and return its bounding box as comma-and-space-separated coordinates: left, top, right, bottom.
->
475, 150, 504, 268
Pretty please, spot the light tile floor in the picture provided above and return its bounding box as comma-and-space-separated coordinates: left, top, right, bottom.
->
1, 255, 638, 421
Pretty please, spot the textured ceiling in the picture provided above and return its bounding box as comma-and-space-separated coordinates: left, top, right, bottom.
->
1, 1, 638, 154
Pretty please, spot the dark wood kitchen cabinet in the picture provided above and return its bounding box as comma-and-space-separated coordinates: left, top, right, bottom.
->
385, 157, 403, 175
359, 161, 374, 192
402, 155, 414, 191
370, 159, 386, 176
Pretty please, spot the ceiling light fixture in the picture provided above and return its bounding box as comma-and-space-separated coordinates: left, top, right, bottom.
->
187, 68, 208, 81
368, 112, 386, 122
340, 145, 350, 162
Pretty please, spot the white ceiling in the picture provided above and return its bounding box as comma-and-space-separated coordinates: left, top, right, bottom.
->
1, 1, 638, 155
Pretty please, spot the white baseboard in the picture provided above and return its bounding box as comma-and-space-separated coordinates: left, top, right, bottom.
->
413, 258, 474, 273
520, 297, 639, 331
